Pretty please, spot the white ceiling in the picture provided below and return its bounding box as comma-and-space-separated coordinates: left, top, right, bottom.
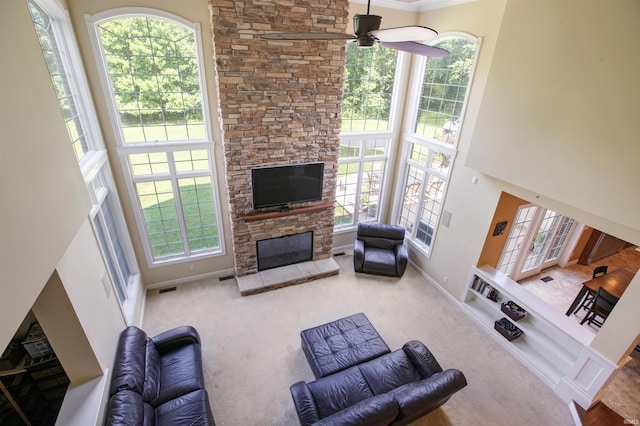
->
349, 0, 476, 12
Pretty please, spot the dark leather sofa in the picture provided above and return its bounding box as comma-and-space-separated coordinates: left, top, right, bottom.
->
105, 325, 215, 425
354, 222, 408, 277
290, 340, 466, 426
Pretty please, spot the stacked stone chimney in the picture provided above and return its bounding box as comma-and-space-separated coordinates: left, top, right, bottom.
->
209, 0, 349, 277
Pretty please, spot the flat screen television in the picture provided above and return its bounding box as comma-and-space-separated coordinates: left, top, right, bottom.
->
252, 162, 324, 209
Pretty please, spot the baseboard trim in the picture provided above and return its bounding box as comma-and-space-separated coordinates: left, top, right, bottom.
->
145, 268, 236, 290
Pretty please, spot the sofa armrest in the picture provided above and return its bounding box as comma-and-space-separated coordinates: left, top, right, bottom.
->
354, 239, 365, 272
390, 369, 467, 425
402, 340, 443, 378
314, 393, 398, 426
395, 244, 408, 276
151, 326, 201, 354
290, 381, 320, 426
106, 390, 145, 425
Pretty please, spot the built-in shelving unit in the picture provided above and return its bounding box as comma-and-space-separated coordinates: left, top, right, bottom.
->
239, 201, 332, 222
463, 265, 595, 387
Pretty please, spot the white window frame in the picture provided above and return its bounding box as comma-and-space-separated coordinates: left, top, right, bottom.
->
335, 47, 409, 230
28, 0, 140, 323
393, 33, 481, 257
85, 8, 226, 267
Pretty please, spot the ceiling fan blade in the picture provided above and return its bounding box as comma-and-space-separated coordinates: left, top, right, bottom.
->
378, 41, 450, 58
369, 26, 438, 43
260, 33, 357, 41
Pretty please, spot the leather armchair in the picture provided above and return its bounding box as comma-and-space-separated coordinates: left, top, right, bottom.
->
354, 222, 408, 277
290, 340, 467, 426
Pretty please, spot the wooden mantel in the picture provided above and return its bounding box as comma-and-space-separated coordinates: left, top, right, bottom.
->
239, 201, 333, 222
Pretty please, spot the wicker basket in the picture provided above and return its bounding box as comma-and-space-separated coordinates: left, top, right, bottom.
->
501, 301, 527, 321
494, 317, 523, 341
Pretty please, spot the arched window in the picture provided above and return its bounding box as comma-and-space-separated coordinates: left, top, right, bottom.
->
87, 10, 224, 265
397, 35, 480, 255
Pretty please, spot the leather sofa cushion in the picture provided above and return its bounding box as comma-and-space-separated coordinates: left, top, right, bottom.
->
110, 327, 148, 396
357, 223, 405, 251
156, 342, 205, 405
144, 402, 156, 426
308, 366, 375, 418
359, 350, 422, 395
155, 389, 214, 426
106, 389, 145, 425
151, 326, 201, 353
358, 236, 404, 251
313, 393, 398, 426
357, 223, 405, 240
389, 369, 467, 423
363, 248, 398, 274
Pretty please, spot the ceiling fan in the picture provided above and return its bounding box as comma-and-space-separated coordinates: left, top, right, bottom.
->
259, 0, 449, 58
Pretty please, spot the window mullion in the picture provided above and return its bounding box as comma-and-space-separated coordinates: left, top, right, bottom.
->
165, 152, 191, 256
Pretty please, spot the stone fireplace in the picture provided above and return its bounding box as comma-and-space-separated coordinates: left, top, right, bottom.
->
209, 0, 349, 287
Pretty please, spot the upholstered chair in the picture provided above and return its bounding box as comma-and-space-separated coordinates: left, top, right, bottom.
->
354, 222, 408, 277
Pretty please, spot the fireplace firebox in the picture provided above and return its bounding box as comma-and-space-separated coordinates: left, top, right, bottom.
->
257, 231, 313, 271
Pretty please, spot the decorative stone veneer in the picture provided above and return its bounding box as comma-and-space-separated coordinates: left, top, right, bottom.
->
209, 0, 349, 277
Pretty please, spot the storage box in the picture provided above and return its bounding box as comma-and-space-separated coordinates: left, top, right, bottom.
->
494, 317, 523, 341
501, 301, 527, 321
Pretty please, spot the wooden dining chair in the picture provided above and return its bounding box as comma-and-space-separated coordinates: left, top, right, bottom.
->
574, 265, 609, 315
580, 286, 619, 327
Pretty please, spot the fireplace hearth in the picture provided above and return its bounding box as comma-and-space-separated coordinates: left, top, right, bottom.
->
257, 231, 314, 271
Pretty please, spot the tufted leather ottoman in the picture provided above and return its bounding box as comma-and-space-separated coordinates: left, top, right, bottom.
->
300, 313, 390, 378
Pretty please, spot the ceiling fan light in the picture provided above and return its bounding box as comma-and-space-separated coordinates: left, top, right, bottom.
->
370, 26, 438, 43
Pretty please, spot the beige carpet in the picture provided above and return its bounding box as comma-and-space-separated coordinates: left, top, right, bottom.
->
143, 254, 573, 426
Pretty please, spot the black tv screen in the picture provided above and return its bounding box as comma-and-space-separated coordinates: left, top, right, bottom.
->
252, 163, 324, 209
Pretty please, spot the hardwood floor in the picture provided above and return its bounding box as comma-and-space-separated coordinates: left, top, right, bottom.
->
572, 401, 625, 426
518, 245, 640, 422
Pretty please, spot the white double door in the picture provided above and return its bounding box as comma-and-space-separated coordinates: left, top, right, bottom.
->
498, 204, 578, 281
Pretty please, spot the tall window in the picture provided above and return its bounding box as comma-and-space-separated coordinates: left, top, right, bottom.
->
336, 44, 399, 226
87, 10, 224, 265
398, 36, 479, 254
28, 0, 139, 321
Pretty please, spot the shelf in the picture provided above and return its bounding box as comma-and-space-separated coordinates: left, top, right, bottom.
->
239, 201, 332, 222
463, 265, 594, 385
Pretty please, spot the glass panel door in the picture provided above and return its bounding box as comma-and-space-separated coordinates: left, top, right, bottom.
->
497, 204, 537, 277
498, 206, 577, 281
520, 210, 563, 276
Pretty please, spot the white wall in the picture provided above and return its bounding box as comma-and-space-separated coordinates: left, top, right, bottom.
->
1, 3, 128, 421
420, 0, 640, 363
467, 0, 640, 237
0, 0, 93, 350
